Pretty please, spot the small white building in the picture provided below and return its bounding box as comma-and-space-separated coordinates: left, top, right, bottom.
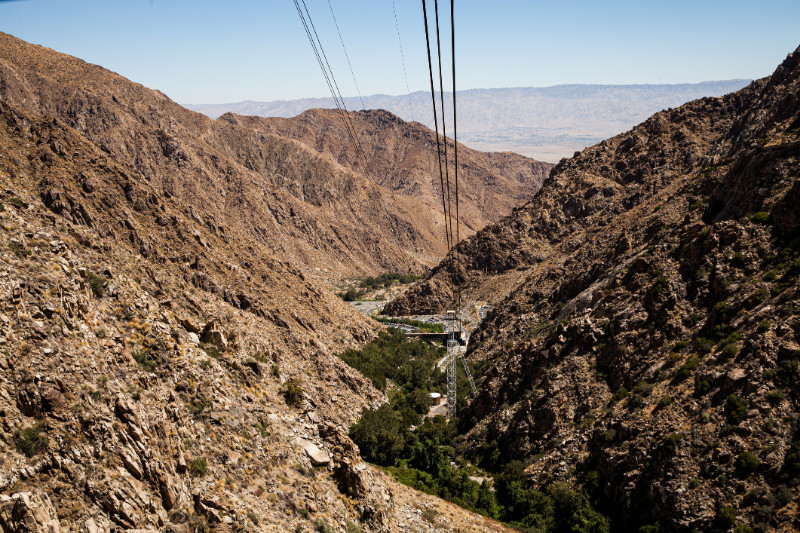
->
429, 392, 443, 406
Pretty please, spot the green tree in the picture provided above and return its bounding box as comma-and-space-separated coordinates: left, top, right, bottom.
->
349, 404, 406, 465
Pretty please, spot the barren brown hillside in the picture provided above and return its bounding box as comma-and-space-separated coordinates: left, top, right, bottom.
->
0, 32, 549, 277
222, 108, 551, 237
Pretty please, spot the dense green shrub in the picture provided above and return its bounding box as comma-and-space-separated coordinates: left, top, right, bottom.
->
632, 382, 654, 397
338, 328, 444, 391
767, 389, 785, 404
694, 377, 712, 396
87, 271, 108, 298
189, 457, 208, 476
133, 347, 157, 372
283, 380, 304, 407
656, 396, 673, 410
716, 506, 737, 528
663, 433, 682, 455
672, 341, 689, 352
725, 394, 748, 425
14, 421, 49, 457
610, 386, 629, 404
676, 357, 700, 379
694, 337, 715, 354
340, 287, 365, 301
736, 451, 761, 475
785, 440, 800, 477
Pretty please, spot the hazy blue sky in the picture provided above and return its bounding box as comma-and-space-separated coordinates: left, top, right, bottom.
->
1, 0, 798, 104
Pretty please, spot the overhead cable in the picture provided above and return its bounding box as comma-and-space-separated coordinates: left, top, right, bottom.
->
327, 0, 366, 112
393, 0, 416, 122
421, 0, 452, 252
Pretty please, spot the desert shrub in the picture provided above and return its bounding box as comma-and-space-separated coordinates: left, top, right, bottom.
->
610, 386, 628, 404
346, 520, 365, 533
726, 394, 748, 425
750, 211, 770, 224
632, 382, 654, 397
694, 378, 712, 396
132, 347, 157, 372
785, 440, 800, 477
694, 337, 715, 354
628, 394, 646, 409
201, 344, 222, 359
14, 421, 49, 457
656, 395, 673, 410
189, 457, 208, 476
676, 357, 700, 380
773, 485, 793, 507
663, 433, 682, 455
188, 396, 212, 415
87, 271, 108, 298
649, 273, 668, 295
284, 380, 304, 407
732, 252, 746, 267
767, 389, 785, 404
672, 340, 689, 352
314, 518, 333, 533
736, 451, 761, 475
721, 342, 739, 359
716, 506, 737, 528
340, 287, 364, 301
8, 242, 30, 258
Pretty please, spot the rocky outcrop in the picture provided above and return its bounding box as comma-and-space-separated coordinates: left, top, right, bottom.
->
398, 45, 800, 531
0, 492, 60, 533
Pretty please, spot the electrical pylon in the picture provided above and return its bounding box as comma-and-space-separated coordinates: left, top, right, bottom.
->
445, 309, 476, 418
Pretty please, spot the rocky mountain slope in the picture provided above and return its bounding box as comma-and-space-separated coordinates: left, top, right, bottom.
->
0, 35, 512, 533
391, 46, 800, 531
222, 108, 551, 237
0, 32, 548, 277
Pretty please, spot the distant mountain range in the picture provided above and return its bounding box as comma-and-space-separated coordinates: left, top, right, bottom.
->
185, 81, 750, 162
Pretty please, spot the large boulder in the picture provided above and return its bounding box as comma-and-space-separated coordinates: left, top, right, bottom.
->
0, 492, 60, 533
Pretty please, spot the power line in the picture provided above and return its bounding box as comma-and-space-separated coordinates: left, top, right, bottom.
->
450, 0, 460, 307
433, 0, 456, 257
327, 0, 366, 112
294, 0, 370, 174
300, 0, 370, 172
393, 0, 416, 122
421, 0, 452, 252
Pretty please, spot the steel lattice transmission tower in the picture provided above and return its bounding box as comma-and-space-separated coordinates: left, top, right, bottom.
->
445, 310, 477, 419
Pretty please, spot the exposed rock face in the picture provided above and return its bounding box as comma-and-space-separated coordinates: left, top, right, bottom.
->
0, 492, 60, 533
396, 46, 800, 530
0, 31, 549, 277
223, 108, 552, 237
0, 33, 512, 533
